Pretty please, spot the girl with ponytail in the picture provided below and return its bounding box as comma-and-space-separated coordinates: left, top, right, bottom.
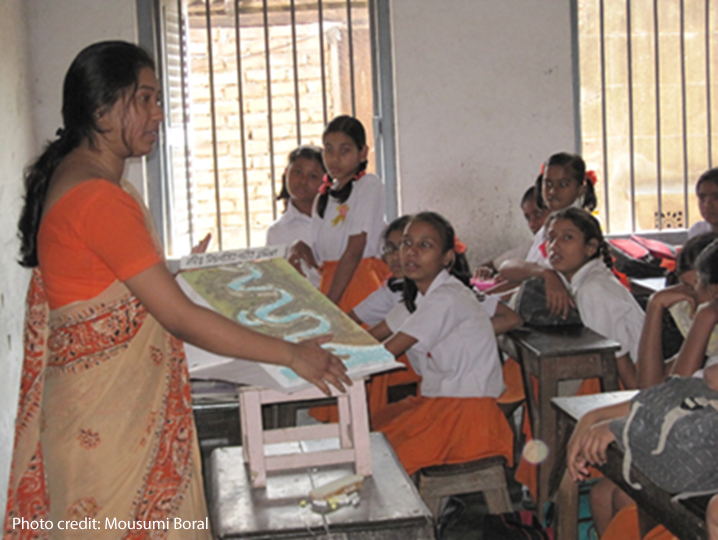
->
367, 212, 515, 474
528, 207, 644, 389
288, 115, 390, 313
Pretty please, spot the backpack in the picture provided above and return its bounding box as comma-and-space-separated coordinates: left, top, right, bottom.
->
514, 277, 583, 330
609, 377, 718, 500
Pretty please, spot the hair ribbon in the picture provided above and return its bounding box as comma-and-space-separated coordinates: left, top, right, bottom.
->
586, 170, 598, 186
454, 238, 467, 254
319, 170, 367, 196
318, 174, 332, 195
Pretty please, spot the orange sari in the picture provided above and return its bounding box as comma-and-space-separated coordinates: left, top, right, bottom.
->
3, 273, 210, 540
4, 180, 210, 539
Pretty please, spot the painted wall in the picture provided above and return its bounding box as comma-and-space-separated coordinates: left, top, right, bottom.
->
25, 0, 145, 195
0, 0, 139, 516
0, 0, 35, 518
390, 0, 577, 267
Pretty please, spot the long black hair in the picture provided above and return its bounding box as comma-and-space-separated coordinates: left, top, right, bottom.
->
546, 207, 612, 269
276, 144, 325, 210
18, 41, 155, 268
402, 212, 472, 313
696, 167, 718, 193
316, 115, 368, 219
535, 152, 598, 212
696, 239, 718, 286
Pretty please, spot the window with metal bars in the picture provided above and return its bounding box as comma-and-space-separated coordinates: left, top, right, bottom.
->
153, 0, 387, 256
578, 0, 718, 234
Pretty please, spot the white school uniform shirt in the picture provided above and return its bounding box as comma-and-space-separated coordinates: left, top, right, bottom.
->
525, 223, 549, 265
354, 279, 499, 327
311, 173, 386, 264
564, 258, 645, 363
353, 278, 403, 327
384, 270, 505, 398
688, 220, 713, 239
266, 203, 321, 287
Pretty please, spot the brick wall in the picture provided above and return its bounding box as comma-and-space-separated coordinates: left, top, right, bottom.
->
167, 16, 373, 255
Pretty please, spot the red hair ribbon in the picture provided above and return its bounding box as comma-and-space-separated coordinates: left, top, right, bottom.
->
318, 174, 332, 195
540, 162, 545, 176
454, 238, 467, 254
586, 170, 598, 186
318, 170, 367, 196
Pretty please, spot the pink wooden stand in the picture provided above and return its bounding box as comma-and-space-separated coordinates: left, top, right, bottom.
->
238, 380, 372, 487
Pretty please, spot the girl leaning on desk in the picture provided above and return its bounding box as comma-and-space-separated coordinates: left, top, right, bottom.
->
4, 40, 349, 539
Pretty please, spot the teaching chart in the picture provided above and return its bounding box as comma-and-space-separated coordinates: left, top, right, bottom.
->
178, 255, 401, 393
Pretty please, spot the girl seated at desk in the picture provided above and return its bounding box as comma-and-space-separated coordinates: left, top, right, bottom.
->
505, 207, 645, 390
368, 212, 518, 474
638, 232, 718, 388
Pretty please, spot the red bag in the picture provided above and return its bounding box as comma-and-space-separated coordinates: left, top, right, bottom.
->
608, 238, 666, 278
629, 235, 677, 261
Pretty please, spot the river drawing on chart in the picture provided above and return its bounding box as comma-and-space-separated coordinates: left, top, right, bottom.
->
178, 257, 399, 391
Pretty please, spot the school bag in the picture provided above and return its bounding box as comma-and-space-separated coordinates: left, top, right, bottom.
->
514, 277, 583, 330
608, 238, 667, 279
608, 376, 718, 500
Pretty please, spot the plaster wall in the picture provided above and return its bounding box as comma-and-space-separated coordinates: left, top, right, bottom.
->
390, 0, 577, 267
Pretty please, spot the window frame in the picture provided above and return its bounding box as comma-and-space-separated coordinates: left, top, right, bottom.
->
136, 0, 397, 255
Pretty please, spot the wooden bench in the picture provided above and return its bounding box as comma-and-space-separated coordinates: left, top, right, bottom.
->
501, 326, 621, 512
552, 391, 708, 540
416, 456, 513, 517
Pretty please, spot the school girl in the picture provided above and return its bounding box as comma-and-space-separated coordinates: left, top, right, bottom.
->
688, 168, 718, 238
501, 152, 598, 280
289, 115, 389, 313
266, 145, 325, 286
638, 232, 718, 388
369, 212, 515, 474
475, 183, 550, 282
517, 208, 644, 388
348, 215, 410, 327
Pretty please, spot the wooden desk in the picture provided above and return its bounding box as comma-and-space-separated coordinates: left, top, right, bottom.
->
208, 432, 434, 539
552, 392, 708, 540
502, 327, 621, 511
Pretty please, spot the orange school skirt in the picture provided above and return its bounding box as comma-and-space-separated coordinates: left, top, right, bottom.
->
319, 257, 391, 314
311, 257, 391, 423
374, 396, 514, 476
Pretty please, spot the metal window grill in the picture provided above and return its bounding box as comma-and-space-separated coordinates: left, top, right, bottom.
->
158, 0, 374, 256
578, 0, 718, 233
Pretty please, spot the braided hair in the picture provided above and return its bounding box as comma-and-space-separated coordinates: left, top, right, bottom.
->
546, 207, 613, 269
18, 41, 155, 268
316, 115, 368, 219
402, 212, 473, 313
535, 152, 597, 212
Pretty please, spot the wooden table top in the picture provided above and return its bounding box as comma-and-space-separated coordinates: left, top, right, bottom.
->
506, 327, 621, 358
